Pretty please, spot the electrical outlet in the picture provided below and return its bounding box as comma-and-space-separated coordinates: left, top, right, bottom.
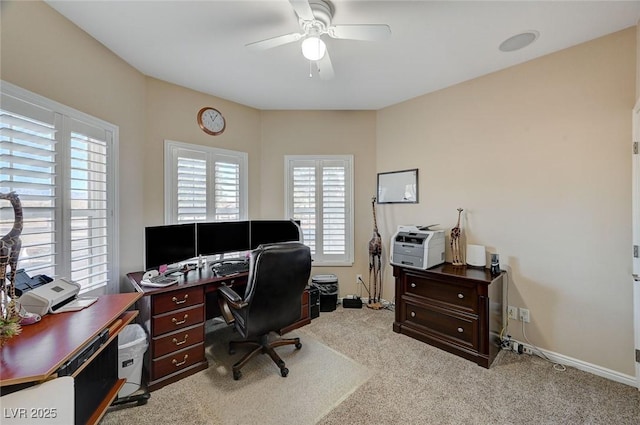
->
356, 274, 363, 284
522, 346, 533, 355
507, 305, 518, 320
519, 308, 530, 323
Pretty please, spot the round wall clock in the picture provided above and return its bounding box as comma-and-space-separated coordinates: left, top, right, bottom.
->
197, 107, 226, 136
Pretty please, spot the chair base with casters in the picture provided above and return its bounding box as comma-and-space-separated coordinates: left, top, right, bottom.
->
228, 333, 302, 380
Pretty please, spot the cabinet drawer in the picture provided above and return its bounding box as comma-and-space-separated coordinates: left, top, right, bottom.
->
152, 323, 205, 358
403, 301, 478, 350
405, 274, 478, 313
152, 343, 206, 379
152, 287, 204, 315
152, 304, 205, 337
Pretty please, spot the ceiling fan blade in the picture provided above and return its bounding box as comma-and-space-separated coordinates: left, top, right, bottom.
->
245, 32, 303, 51
316, 50, 334, 80
328, 24, 391, 41
289, 0, 315, 21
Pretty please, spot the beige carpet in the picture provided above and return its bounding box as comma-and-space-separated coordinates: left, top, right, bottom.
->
101, 323, 372, 425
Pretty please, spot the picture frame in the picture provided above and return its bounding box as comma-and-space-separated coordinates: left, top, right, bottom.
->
377, 168, 419, 204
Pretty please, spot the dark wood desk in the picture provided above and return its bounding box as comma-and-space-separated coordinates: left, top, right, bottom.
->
0, 292, 141, 424
127, 268, 310, 391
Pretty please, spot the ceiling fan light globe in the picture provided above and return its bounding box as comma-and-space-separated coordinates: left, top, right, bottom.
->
301, 36, 326, 61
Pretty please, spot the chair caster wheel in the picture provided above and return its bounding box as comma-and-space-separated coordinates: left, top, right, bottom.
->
295, 342, 302, 350
233, 370, 242, 380
280, 367, 289, 377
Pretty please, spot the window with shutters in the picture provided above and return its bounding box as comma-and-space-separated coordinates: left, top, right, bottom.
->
164, 140, 247, 224
285, 155, 353, 266
0, 81, 118, 293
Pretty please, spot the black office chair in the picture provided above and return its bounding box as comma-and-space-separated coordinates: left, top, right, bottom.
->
217, 242, 311, 380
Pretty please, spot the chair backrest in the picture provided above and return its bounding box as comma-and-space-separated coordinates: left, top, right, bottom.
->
240, 242, 312, 338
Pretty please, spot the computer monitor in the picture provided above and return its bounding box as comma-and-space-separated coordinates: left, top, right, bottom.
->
249, 219, 302, 249
144, 223, 196, 270
196, 221, 251, 257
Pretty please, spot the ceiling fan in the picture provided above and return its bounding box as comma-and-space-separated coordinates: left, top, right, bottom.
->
245, 0, 391, 80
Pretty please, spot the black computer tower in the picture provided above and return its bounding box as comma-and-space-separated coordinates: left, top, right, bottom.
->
308, 286, 320, 319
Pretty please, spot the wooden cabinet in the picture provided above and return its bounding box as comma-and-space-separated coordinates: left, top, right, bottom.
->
393, 263, 504, 368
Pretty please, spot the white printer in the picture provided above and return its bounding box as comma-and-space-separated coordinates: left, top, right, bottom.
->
390, 225, 445, 270
18, 278, 97, 316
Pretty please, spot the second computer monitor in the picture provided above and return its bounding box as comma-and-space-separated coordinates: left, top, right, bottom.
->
196, 221, 251, 257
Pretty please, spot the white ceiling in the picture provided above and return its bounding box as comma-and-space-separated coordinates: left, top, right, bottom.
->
45, 1, 640, 110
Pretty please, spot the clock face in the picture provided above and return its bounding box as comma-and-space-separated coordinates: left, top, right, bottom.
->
198, 107, 225, 135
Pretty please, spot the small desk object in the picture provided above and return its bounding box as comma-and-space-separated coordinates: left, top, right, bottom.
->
0, 292, 141, 424
393, 263, 504, 368
127, 268, 310, 392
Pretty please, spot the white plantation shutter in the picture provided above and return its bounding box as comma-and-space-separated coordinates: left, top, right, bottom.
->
285, 155, 353, 265
68, 120, 112, 290
1, 82, 118, 292
165, 140, 247, 224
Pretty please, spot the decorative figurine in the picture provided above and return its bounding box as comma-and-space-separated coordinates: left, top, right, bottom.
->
367, 197, 383, 309
450, 208, 464, 266
1, 192, 24, 345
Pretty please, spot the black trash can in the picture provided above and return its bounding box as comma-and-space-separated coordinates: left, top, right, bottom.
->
311, 274, 338, 312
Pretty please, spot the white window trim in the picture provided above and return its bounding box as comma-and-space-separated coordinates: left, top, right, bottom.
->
284, 154, 354, 266
1, 80, 119, 294
163, 139, 248, 224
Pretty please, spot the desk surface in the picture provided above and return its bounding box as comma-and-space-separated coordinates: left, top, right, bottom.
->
128, 267, 249, 295
0, 292, 141, 386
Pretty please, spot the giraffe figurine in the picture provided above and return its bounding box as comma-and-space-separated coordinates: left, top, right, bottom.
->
450, 208, 464, 266
0, 191, 24, 343
367, 197, 383, 309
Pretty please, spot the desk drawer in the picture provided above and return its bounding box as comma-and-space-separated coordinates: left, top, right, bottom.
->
152, 343, 206, 379
152, 323, 205, 358
402, 300, 478, 350
152, 287, 204, 315
405, 274, 478, 313
152, 305, 204, 337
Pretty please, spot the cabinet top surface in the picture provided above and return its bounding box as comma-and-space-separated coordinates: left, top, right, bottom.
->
397, 263, 503, 284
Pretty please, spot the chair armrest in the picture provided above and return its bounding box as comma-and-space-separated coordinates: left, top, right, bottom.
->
218, 285, 248, 310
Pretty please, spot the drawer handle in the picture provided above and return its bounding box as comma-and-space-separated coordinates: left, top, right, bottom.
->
410, 282, 416, 288
172, 354, 189, 367
410, 311, 416, 318
172, 334, 189, 346
457, 293, 464, 299
172, 294, 189, 305
172, 314, 189, 325
457, 327, 464, 333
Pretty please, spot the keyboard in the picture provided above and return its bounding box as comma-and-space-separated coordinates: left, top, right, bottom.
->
211, 261, 250, 277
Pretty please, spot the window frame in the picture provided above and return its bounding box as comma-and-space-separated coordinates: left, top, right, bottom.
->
1, 80, 119, 294
163, 139, 248, 224
284, 154, 354, 266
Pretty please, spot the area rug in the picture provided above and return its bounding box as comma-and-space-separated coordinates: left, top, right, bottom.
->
102, 323, 372, 425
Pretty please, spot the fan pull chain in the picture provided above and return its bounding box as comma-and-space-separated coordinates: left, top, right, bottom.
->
309, 60, 313, 78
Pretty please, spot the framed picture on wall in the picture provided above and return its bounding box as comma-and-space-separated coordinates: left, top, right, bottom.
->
377, 169, 418, 204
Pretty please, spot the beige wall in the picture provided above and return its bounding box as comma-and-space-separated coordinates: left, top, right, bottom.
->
144, 78, 262, 225
1, 0, 147, 289
259, 111, 377, 294
377, 28, 636, 375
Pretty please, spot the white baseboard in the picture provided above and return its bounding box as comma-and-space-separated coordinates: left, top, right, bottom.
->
510, 339, 638, 389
